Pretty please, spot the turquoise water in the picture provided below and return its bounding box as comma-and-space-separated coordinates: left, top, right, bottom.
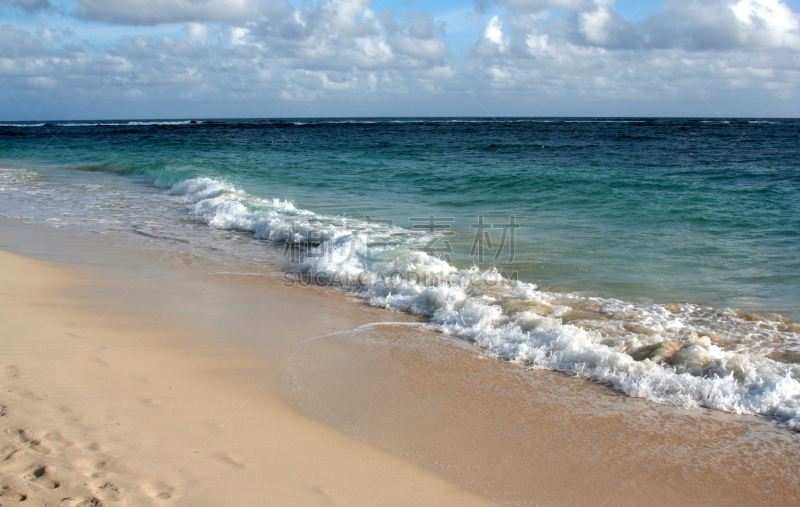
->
2, 118, 800, 426
2, 118, 798, 313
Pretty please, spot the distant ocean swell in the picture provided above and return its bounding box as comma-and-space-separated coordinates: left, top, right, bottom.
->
169, 176, 800, 429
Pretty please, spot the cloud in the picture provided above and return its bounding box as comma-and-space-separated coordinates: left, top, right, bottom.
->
0, 23, 45, 56
75, 0, 261, 25
575, 4, 642, 48
1, 0, 50, 11
685, 0, 800, 50
503, 0, 596, 12
1, 0, 49, 11
1, 0, 799, 118
462, 0, 800, 112
475, 0, 597, 14
470, 15, 509, 57
491, 0, 800, 51
0, 0, 456, 117
247, 0, 450, 73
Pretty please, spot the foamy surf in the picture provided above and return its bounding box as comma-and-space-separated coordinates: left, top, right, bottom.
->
169, 176, 800, 429
57, 121, 202, 127
0, 121, 203, 127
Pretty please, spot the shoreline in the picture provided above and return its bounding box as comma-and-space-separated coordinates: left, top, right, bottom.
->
0, 218, 498, 506
3, 156, 800, 430
282, 323, 800, 505
1, 217, 799, 505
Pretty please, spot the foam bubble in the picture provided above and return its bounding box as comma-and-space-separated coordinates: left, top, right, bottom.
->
170, 176, 800, 428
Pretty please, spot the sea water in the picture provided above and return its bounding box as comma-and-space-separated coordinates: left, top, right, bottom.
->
1, 118, 799, 426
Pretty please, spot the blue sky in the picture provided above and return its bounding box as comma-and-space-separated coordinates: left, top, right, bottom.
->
2, 0, 800, 119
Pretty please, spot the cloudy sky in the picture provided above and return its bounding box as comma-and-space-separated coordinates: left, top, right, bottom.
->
1, 0, 799, 119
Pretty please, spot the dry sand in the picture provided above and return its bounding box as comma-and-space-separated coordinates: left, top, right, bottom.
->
0, 217, 798, 506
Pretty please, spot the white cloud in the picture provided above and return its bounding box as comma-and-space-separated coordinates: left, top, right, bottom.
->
185, 23, 211, 45
484, 15, 507, 49
463, 0, 800, 112
36, 20, 52, 44
492, 0, 800, 50
578, 6, 612, 45
472, 15, 509, 56
730, 0, 800, 49
75, 0, 260, 25
0, 0, 799, 118
504, 0, 594, 12
0, 0, 456, 117
0, 24, 41, 56
478, 0, 595, 13
1, 0, 49, 12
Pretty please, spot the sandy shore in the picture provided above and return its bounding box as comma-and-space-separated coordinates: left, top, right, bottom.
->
0, 218, 499, 506
0, 217, 799, 506
282, 325, 800, 505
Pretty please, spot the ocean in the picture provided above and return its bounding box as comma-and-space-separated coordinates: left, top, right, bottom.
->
1, 117, 799, 427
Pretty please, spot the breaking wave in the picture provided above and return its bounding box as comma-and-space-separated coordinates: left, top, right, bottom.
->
169, 176, 800, 429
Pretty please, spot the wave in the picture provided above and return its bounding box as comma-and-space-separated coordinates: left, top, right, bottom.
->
322, 120, 378, 124
56, 121, 201, 127
165, 176, 800, 428
0, 121, 201, 127
562, 120, 650, 124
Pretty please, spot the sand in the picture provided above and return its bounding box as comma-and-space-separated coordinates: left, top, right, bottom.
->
0, 219, 499, 506
282, 324, 800, 505
0, 217, 798, 506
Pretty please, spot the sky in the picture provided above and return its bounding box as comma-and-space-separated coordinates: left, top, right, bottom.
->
1, 0, 800, 119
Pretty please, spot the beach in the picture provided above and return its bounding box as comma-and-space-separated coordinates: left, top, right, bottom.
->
2, 0, 800, 500
0, 217, 502, 506
1, 118, 799, 505
1, 216, 799, 506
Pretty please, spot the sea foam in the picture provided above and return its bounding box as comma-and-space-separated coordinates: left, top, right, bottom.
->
169, 176, 800, 428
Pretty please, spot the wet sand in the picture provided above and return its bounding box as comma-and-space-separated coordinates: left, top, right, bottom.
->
0, 216, 798, 506
281, 324, 800, 505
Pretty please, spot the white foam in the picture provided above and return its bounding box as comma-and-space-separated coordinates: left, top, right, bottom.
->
56, 121, 201, 127
170, 176, 800, 428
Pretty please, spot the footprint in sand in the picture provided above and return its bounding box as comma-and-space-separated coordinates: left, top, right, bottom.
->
90, 357, 110, 368
0, 485, 27, 502
13, 429, 52, 455
0, 445, 21, 462
142, 481, 174, 501
214, 453, 246, 468
44, 430, 75, 452
90, 481, 121, 503
26, 465, 60, 489
74, 497, 103, 507
1, 365, 20, 380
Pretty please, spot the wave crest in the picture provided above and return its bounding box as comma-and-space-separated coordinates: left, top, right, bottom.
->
170, 176, 800, 428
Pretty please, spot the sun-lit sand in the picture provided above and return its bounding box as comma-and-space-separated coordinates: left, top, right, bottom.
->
0, 217, 799, 506
0, 219, 498, 506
